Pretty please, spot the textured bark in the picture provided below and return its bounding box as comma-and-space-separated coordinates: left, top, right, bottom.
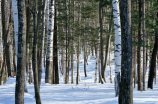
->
15, 0, 26, 103
112, 0, 121, 97
137, 0, 142, 91
45, 0, 55, 84
120, 0, 133, 103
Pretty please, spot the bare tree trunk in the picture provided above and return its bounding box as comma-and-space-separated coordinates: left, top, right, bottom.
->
45, 0, 55, 84
53, 7, 59, 84
15, 0, 26, 103
32, 0, 41, 103
142, 0, 146, 91
83, 34, 87, 77
120, 0, 133, 103
65, 0, 69, 84
99, 2, 105, 82
137, 0, 143, 91
38, 0, 47, 89
112, 0, 121, 97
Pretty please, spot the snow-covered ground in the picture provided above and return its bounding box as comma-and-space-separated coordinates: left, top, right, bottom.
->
0, 55, 158, 104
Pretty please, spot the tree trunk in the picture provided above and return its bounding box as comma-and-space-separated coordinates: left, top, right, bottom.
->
45, 0, 55, 84
0, 53, 6, 85
94, 44, 97, 83
29, 56, 33, 84
142, 0, 146, 91
15, 0, 26, 103
99, 2, 105, 82
109, 43, 112, 83
65, 0, 69, 84
53, 7, 59, 84
84, 34, 87, 77
137, 0, 143, 91
120, 0, 133, 103
148, 12, 158, 88
38, 0, 47, 89
112, 0, 121, 97
32, 0, 41, 103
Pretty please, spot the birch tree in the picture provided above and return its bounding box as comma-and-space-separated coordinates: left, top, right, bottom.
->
45, 0, 55, 84
112, 0, 121, 97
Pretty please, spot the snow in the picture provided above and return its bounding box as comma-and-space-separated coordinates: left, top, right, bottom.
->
0, 55, 158, 104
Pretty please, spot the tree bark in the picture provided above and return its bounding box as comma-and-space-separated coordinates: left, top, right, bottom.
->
112, 0, 121, 97
15, 0, 26, 103
120, 0, 133, 103
45, 0, 55, 84
137, 0, 143, 91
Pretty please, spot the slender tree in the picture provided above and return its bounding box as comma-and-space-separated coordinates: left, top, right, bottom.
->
32, 0, 41, 103
112, 0, 121, 97
45, 0, 55, 84
142, 0, 146, 91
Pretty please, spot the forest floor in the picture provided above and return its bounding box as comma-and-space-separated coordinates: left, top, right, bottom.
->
0, 55, 158, 104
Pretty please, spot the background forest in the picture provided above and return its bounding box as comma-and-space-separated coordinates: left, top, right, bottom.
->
0, 0, 158, 104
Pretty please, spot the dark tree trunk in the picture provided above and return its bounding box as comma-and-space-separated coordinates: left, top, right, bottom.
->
15, 0, 26, 103
99, 2, 105, 82
53, 7, 59, 84
120, 0, 133, 103
148, 14, 158, 88
137, 0, 142, 91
